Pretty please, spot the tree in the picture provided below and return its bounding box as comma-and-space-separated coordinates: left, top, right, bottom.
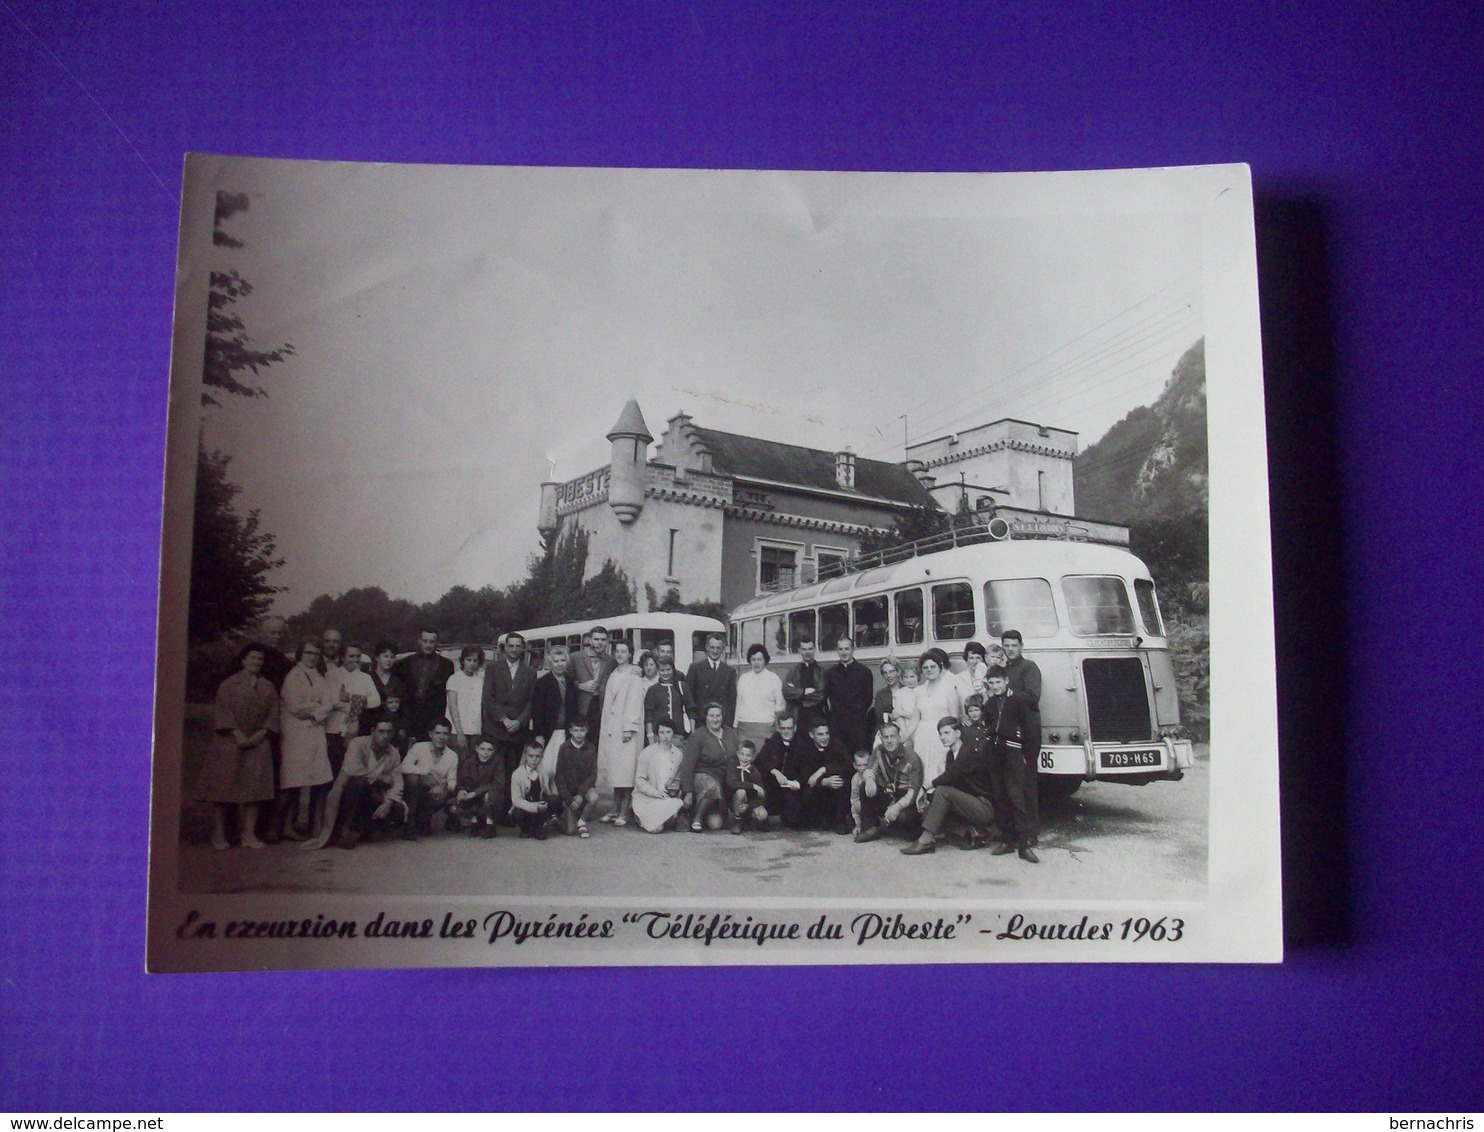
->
188, 449, 285, 645
511, 526, 635, 626
854, 503, 953, 558
189, 191, 296, 645
645, 583, 728, 625
202, 270, 294, 406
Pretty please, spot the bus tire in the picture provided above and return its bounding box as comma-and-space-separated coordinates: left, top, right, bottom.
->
1037, 776, 1082, 804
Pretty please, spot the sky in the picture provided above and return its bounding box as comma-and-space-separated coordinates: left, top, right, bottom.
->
181, 159, 1208, 611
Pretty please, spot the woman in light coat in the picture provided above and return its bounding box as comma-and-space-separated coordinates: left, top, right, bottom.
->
597, 639, 645, 825
275, 638, 333, 840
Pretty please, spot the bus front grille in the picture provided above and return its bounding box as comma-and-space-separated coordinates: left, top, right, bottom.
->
1082, 658, 1153, 743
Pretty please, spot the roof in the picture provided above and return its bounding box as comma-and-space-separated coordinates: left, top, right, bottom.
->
689, 426, 936, 507
607, 398, 653, 442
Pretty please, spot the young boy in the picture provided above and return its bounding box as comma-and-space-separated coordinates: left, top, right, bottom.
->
446, 736, 504, 838
848, 749, 874, 835
959, 694, 988, 760
375, 693, 409, 754
726, 740, 770, 833
553, 720, 599, 837
508, 739, 552, 840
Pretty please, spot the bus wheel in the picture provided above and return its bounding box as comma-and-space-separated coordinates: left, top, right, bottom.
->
1037, 776, 1082, 804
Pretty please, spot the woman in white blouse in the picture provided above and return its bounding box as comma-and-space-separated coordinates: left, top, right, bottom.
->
734, 644, 785, 754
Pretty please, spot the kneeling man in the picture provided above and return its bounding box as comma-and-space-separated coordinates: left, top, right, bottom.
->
902, 717, 1021, 858
304, 717, 405, 850
854, 721, 924, 843
393, 719, 460, 840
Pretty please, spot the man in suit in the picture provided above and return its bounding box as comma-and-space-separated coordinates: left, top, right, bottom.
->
686, 632, 737, 727
482, 631, 537, 781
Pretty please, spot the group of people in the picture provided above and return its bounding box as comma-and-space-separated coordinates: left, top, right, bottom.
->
196, 618, 1045, 863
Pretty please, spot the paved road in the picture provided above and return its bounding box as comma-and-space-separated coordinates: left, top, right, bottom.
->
179, 749, 1207, 903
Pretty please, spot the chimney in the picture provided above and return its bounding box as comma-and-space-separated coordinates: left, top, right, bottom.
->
835, 448, 856, 489
537, 481, 560, 535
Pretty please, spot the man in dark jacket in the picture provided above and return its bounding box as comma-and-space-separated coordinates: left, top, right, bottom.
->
782, 638, 827, 734
530, 645, 581, 748
778, 720, 852, 834
1001, 630, 1044, 844
823, 635, 875, 757
756, 713, 801, 816
390, 628, 456, 742
482, 632, 537, 781
685, 633, 737, 727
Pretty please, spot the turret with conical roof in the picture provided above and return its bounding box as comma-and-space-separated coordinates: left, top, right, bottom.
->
606, 398, 653, 524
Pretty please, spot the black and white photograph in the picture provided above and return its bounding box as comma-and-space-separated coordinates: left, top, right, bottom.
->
147, 156, 1279, 969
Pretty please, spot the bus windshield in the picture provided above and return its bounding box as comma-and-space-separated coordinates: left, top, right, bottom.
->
983, 577, 1059, 638
1063, 576, 1136, 636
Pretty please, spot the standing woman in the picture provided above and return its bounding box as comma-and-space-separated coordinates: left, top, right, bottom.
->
911, 648, 962, 784
871, 658, 903, 749
734, 644, 785, 755
366, 640, 407, 734
198, 643, 279, 849
275, 639, 334, 841
639, 651, 660, 688
597, 639, 645, 825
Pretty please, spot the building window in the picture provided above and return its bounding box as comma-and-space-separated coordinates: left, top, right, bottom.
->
667, 529, 679, 578
759, 544, 798, 592
815, 548, 848, 579
1038, 470, 1046, 511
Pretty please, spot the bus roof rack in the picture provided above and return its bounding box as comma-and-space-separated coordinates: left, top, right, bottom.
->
819, 517, 1091, 580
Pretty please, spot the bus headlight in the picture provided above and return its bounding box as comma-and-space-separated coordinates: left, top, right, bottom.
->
1069, 730, 1082, 743
1048, 732, 1061, 743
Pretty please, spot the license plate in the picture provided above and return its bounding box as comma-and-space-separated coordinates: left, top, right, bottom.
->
1099, 749, 1163, 769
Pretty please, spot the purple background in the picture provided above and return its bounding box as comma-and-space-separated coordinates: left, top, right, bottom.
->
3, 1, 1481, 1112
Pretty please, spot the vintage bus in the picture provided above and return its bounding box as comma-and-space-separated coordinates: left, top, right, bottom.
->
726, 528, 1195, 797
509, 612, 727, 674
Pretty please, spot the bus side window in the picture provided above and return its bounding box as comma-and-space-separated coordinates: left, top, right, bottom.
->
894, 588, 924, 646
932, 582, 975, 640
640, 628, 676, 659
764, 614, 786, 656
1134, 579, 1164, 637
819, 603, 849, 650
740, 618, 763, 656
853, 594, 889, 648
788, 609, 816, 653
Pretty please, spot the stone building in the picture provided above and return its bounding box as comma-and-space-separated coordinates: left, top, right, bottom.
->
538, 400, 1122, 617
